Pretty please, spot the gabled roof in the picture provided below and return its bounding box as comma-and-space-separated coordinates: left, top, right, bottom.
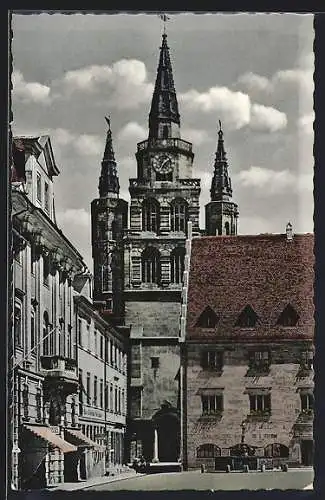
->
14, 135, 60, 177
187, 234, 314, 342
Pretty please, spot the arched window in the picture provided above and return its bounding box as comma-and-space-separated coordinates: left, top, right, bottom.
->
163, 125, 169, 139
171, 199, 188, 232
141, 247, 161, 284
265, 444, 289, 458
142, 199, 160, 233
225, 221, 230, 235
43, 311, 49, 355
170, 247, 185, 284
196, 444, 221, 458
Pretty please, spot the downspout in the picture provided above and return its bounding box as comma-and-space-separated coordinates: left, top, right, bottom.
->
179, 221, 192, 470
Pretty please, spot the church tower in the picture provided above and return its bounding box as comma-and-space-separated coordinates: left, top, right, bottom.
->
205, 121, 239, 235
91, 117, 128, 322
124, 32, 201, 462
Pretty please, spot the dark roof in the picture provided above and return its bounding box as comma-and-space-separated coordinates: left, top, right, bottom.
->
187, 234, 314, 343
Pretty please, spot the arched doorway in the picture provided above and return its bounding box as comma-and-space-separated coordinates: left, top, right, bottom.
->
152, 401, 180, 462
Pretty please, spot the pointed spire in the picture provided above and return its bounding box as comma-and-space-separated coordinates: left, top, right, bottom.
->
148, 33, 180, 139
210, 121, 233, 202
98, 117, 120, 197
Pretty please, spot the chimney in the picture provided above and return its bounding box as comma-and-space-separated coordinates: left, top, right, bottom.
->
286, 222, 293, 241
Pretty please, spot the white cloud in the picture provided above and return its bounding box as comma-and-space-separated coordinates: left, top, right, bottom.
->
12, 70, 51, 104
182, 128, 212, 146
236, 166, 312, 195
180, 86, 251, 130
236, 72, 271, 93
56, 208, 92, 269
180, 85, 287, 133
250, 103, 287, 132
117, 122, 147, 142
298, 112, 314, 135
56, 208, 90, 227
50, 128, 102, 157
56, 59, 154, 109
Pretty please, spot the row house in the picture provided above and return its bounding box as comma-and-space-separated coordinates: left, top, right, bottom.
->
10, 135, 128, 490
181, 231, 314, 471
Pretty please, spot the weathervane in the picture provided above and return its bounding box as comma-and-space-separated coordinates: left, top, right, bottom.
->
105, 115, 111, 131
159, 13, 170, 35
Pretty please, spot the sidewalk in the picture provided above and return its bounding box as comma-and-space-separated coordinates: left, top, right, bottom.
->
51, 468, 144, 491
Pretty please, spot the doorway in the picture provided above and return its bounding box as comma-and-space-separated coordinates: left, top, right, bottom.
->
301, 440, 314, 466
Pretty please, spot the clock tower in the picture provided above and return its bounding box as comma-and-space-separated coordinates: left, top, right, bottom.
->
124, 32, 201, 462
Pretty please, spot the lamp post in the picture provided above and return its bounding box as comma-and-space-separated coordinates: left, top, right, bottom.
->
241, 421, 247, 445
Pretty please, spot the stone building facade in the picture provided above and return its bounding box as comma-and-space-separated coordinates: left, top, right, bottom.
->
182, 233, 314, 470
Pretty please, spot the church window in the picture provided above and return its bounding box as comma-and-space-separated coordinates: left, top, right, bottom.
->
162, 125, 169, 139
277, 304, 299, 327
195, 306, 219, 328
170, 247, 185, 284
171, 199, 188, 232
235, 305, 258, 327
142, 199, 160, 233
141, 247, 161, 284
197, 444, 221, 458
225, 221, 230, 235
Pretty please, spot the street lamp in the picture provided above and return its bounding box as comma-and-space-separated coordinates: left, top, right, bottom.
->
241, 421, 247, 445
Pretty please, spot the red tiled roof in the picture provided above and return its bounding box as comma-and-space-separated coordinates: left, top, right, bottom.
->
186, 234, 314, 342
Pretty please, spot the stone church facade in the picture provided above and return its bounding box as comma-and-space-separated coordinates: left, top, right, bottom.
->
91, 33, 239, 463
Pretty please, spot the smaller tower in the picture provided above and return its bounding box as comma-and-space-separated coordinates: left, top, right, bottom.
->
91, 117, 128, 322
205, 121, 239, 236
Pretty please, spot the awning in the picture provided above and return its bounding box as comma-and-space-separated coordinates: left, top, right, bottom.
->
24, 425, 77, 453
64, 428, 105, 451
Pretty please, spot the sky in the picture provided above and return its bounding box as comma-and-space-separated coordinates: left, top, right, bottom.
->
11, 13, 314, 270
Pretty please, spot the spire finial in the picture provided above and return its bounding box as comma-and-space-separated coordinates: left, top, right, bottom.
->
159, 13, 170, 36
218, 119, 223, 137
105, 115, 111, 132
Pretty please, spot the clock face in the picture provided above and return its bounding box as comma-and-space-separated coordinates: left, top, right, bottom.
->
152, 153, 174, 174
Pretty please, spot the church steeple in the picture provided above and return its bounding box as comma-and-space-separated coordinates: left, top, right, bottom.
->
99, 117, 120, 197
205, 121, 239, 236
148, 33, 181, 140
210, 121, 233, 202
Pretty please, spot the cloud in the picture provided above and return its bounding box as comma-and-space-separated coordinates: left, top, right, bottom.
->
56, 208, 92, 268
298, 112, 314, 135
180, 85, 287, 133
182, 128, 212, 146
50, 128, 102, 157
250, 103, 287, 132
236, 166, 312, 195
180, 87, 251, 130
12, 70, 51, 104
55, 59, 154, 109
236, 72, 271, 93
117, 122, 147, 142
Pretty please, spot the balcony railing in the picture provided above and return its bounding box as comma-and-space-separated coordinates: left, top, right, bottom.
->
137, 138, 193, 153
40, 355, 77, 380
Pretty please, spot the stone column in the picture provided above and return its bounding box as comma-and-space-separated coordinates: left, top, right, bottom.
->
152, 429, 159, 463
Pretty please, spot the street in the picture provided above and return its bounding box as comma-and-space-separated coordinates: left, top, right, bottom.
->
85, 469, 314, 491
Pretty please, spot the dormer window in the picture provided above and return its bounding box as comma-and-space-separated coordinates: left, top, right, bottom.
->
277, 304, 299, 327
236, 305, 258, 328
195, 306, 219, 328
